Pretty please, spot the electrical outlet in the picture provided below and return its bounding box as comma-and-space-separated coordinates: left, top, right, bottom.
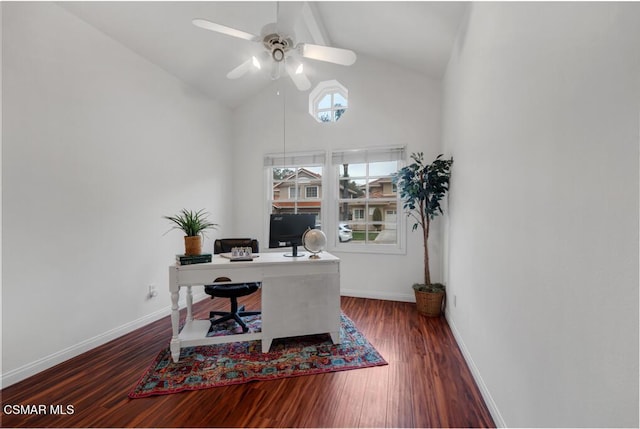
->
148, 284, 158, 299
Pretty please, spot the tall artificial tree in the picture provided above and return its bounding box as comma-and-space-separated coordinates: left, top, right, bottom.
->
395, 153, 453, 286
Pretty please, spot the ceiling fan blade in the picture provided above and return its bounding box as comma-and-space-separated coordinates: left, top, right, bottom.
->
298, 43, 357, 66
192, 18, 260, 42
226, 58, 254, 79
286, 61, 311, 91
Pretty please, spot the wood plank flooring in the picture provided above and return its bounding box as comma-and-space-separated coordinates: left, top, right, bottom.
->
1, 294, 494, 428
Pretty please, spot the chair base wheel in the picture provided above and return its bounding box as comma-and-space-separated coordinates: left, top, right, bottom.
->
209, 309, 261, 333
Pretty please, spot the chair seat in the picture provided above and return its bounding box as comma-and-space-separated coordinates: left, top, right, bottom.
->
204, 283, 260, 298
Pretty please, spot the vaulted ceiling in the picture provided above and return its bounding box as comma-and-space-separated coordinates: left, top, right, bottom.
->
60, 1, 468, 108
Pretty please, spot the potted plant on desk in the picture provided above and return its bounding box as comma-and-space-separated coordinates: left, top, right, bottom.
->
164, 209, 217, 255
394, 153, 453, 317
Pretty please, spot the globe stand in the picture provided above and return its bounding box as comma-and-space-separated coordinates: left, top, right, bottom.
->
308, 252, 321, 259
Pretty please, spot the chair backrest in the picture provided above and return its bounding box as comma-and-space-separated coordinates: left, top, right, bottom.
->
214, 238, 259, 255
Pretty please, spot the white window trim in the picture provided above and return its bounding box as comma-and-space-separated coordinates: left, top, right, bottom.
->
264, 151, 327, 249
309, 80, 348, 123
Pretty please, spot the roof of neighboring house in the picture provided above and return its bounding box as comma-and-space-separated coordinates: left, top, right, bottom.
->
272, 201, 322, 209
368, 177, 394, 186
339, 183, 359, 197
361, 177, 396, 198
273, 168, 322, 189
271, 168, 367, 199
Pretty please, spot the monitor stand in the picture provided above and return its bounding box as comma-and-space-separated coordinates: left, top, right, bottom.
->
284, 244, 304, 257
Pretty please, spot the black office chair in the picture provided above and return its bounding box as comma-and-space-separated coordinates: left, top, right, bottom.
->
204, 238, 261, 333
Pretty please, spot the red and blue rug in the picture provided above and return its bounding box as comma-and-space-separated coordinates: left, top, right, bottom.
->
129, 313, 387, 398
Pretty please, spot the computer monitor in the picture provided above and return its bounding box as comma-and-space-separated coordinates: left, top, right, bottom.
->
269, 213, 317, 257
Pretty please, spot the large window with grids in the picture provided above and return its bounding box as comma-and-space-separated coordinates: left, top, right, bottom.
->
331, 147, 405, 252
264, 151, 326, 231
264, 148, 404, 253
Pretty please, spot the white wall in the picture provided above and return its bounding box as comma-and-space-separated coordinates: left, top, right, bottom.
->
442, 3, 639, 427
231, 54, 443, 301
2, 3, 233, 386
0, 1, 4, 384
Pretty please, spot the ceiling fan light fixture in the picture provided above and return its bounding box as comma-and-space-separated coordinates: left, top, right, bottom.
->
270, 61, 281, 80
272, 48, 285, 62
286, 60, 311, 91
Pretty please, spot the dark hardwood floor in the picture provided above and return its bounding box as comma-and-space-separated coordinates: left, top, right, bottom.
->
1, 293, 494, 428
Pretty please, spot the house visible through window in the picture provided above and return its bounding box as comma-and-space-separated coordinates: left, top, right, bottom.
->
332, 147, 405, 250
264, 152, 326, 234
309, 80, 348, 123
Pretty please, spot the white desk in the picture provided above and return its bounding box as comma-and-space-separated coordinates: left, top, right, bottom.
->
168, 252, 340, 362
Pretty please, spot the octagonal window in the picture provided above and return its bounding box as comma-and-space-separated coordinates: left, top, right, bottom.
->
309, 80, 348, 123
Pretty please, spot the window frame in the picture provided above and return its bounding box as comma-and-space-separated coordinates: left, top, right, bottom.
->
264, 147, 405, 255
308, 80, 348, 123
327, 146, 406, 255
305, 185, 319, 199
264, 151, 327, 248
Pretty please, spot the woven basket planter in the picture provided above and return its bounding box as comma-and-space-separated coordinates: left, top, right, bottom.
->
414, 289, 445, 317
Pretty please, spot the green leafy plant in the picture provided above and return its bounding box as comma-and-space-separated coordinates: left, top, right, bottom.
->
372, 207, 382, 231
394, 153, 453, 286
164, 209, 217, 238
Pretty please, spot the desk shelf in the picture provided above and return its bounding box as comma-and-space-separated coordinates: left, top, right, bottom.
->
178, 319, 263, 348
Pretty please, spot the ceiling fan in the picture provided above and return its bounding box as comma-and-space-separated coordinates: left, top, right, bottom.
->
192, 3, 357, 91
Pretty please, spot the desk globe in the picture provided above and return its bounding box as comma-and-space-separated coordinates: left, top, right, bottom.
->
302, 228, 327, 259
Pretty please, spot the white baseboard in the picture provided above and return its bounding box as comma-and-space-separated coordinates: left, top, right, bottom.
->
340, 288, 415, 302
1, 291, 209, 388
445, 311, 506, 428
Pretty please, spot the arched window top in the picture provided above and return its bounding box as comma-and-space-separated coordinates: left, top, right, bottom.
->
309, 80, 348, 123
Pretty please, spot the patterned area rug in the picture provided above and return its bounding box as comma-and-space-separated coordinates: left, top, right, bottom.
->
129, 313, 387, 398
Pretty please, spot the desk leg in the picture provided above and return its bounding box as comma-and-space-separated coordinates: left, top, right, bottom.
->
330, 331, 341, 345
170, 291, 181, 363
262, 337, 272, 353
186, 285, 193, 322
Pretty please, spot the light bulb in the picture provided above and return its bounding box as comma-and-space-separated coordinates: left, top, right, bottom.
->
270, 61, 280, 80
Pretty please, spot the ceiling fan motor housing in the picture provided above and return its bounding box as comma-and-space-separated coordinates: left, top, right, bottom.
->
264, 33, 293, 62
